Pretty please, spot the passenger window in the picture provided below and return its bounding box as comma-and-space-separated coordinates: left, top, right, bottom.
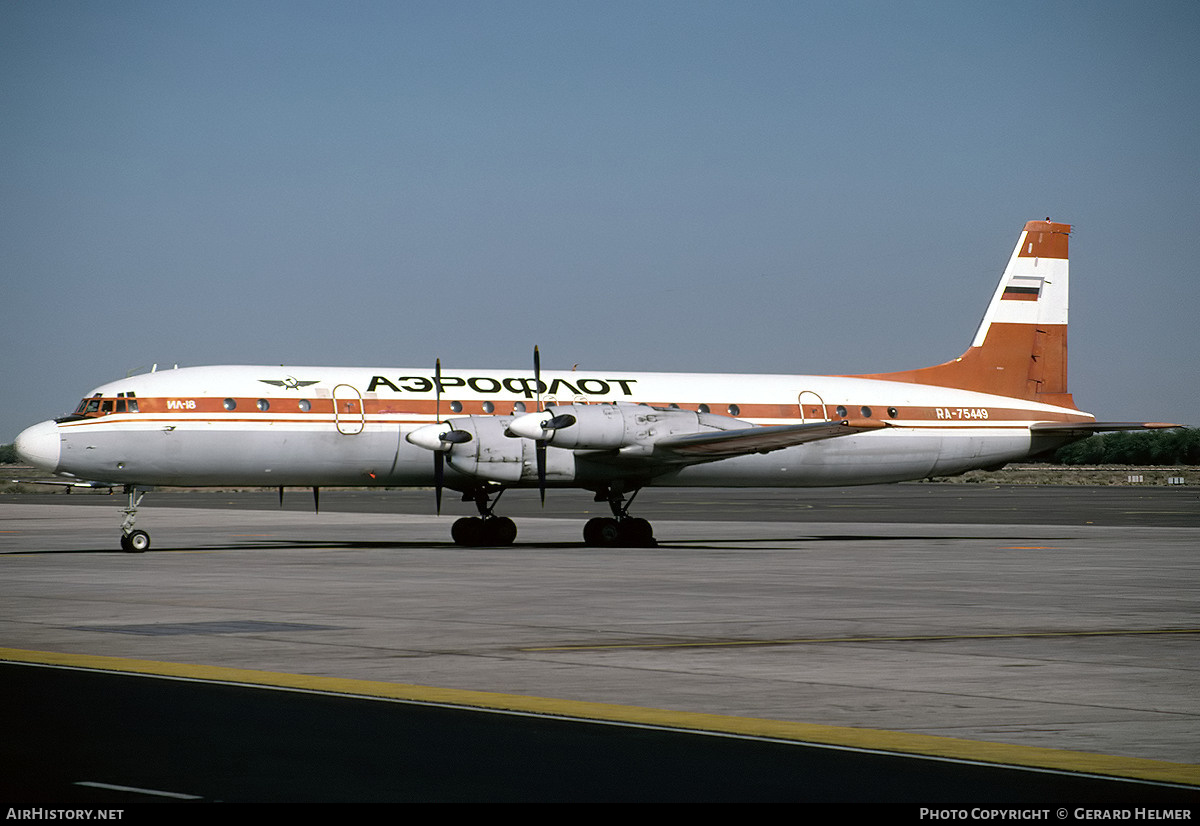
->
298, 399, 311, 412
860, 406, 872, 418
257, 399, 270, 411
224, 398, 237, 411
835, 405, 847, 418
697, 404, 710, 414
727, 404, 740, 416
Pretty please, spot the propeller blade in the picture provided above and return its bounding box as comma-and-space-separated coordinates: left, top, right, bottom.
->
536, 439, 547, 506
534, 345, 546, 505
434, 451, 444, 515
435, 358, 442, 423
433, 358, 444, 514
533, 345, 541, 413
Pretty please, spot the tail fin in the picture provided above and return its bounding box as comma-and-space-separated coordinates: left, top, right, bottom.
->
856, 219, 1076, 408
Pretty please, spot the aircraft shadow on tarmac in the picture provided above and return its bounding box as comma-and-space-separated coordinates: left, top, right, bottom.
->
6, 533, 1077, 554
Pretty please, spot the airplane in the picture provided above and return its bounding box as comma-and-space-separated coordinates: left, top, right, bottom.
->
13, 219, 1177, 552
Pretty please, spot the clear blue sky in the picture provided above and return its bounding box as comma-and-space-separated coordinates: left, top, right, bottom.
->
3, 0, 1197, 440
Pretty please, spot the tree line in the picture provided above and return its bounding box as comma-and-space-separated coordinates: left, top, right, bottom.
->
1049, 427, 1199, 465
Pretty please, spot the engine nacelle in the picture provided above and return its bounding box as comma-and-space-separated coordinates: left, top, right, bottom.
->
432, 415, 574, 484
508, 403, 744, 451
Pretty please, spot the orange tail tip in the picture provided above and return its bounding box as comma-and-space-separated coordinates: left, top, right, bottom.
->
856, 219, 1077, 408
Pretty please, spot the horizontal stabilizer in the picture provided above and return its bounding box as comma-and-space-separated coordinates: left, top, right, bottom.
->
655, 418, 888, 459
1030, 421, 1180, 437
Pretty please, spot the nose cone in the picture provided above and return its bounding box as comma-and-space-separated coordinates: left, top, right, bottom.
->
14, 420, 62, 472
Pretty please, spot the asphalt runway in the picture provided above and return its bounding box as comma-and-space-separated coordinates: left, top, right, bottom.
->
11, 483, 1200, 526
1, 485, 1198, 804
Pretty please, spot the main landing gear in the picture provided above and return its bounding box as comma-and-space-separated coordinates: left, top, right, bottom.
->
451, 485, 517, 547
583, 488, 656, 547
119, 486, 151, 552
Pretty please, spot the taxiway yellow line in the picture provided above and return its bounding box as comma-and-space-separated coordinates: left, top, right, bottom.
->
2, 646, 1197, 789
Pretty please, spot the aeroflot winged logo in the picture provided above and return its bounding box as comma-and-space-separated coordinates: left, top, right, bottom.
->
259, 377, 320, 390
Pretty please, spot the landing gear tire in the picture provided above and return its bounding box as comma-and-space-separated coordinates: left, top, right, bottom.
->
452, 517, 484, 546
583, 517, 624, 546
452, 516, 517, 547
121, 530, 150, 553
584, 516, 655, 547
619, 517, 655, 547
484, 516, 518, 546
583, 517, 602, 545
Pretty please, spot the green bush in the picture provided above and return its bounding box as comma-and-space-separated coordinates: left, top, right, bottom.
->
1054, 428, 1199, 465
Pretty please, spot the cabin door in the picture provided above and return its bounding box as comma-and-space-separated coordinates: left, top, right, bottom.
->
797, 391, 827, 424
333, 384, 365, 435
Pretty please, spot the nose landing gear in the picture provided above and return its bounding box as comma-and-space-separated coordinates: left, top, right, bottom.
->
119, 486, 151, 552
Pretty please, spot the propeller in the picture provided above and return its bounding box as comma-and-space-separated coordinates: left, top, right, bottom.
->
534, 346, 547, 506
526, 347, 578, 504
434, 357, 444, 514
404, 358, 473, 515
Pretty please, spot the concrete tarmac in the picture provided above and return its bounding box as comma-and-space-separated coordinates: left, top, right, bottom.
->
1, 486, 1198, 789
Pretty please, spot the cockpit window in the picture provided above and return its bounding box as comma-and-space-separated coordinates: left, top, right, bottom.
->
73, 394, 139, 417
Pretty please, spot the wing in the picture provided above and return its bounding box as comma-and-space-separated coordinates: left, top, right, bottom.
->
10, 478, 117, 491
652, 418, 889, 459
505, 403, 889, 467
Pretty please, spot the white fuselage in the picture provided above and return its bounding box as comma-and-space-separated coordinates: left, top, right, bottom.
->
21, 364, 1091, 491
